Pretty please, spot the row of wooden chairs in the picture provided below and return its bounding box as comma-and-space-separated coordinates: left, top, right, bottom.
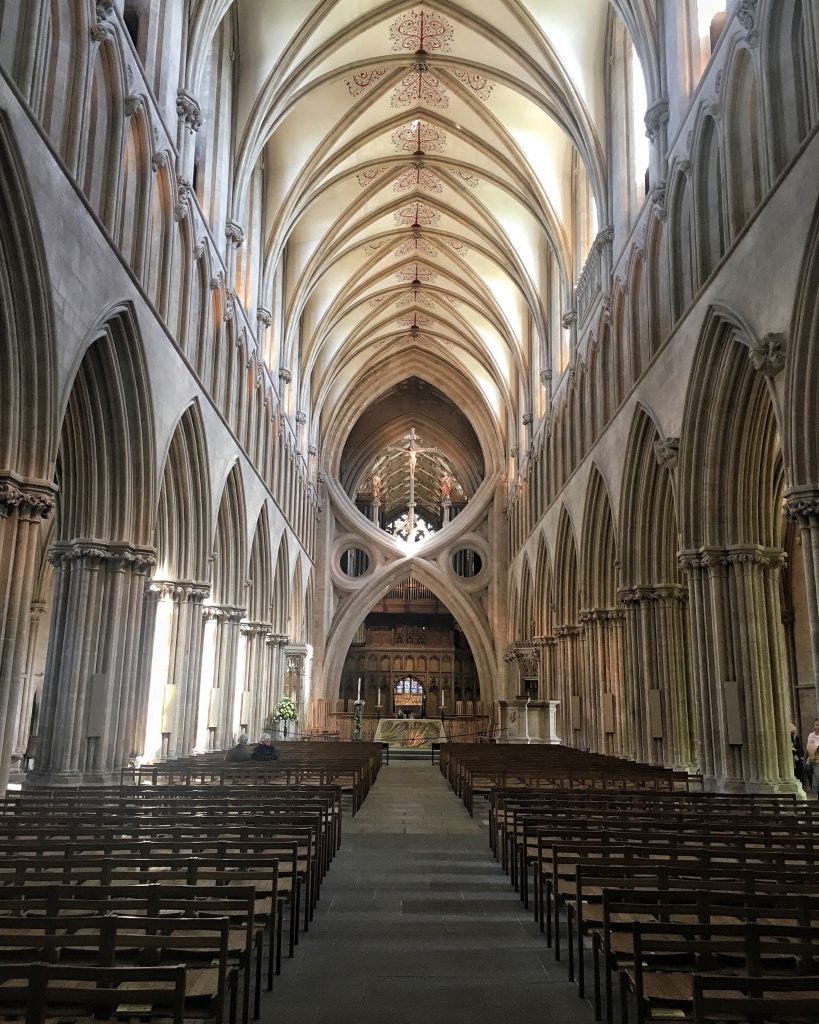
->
0, 743, 379, 1024
444, 745, 819, 1023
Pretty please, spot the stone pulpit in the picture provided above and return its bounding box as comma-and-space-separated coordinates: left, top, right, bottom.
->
497, 699, 561, 745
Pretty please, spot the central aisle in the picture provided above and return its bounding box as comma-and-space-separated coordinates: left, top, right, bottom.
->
269, 763, 598, 1024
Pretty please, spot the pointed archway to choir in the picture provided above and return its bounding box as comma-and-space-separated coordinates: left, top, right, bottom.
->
336, 574, 481, 720
319, 555, 496, 710
34, 304, 156, 783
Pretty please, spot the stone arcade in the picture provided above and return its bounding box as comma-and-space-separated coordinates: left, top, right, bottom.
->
0, 1, 818, 792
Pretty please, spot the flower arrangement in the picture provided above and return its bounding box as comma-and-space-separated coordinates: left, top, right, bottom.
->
271, 695, 298, 722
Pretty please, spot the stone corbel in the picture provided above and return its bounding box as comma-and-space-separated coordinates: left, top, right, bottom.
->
279, 368, 292, 385
124, 94, 145, 118
644, 99, 669, 143
174, 178, 193, 221
540, 368, 552, 387
737, 0, 759, 32
522, 412, 533, 427
176, 90, 203, 133
225, 221, 244, 250
295, 411, 307, 426
151, 150, 169, 173
223, 291, 236, 322
561, 310, 577, 330
257, 307, 272, 330
748, 332, 786, 377
653, 436, 680, 469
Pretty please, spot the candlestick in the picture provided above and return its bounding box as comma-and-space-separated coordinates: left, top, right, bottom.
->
524, 696, 531, 744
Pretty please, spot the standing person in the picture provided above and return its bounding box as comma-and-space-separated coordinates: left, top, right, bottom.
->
806, 718, 819, 790
250, 733, 279, 761
225, 734, 253, 762
790, 724, 806, 786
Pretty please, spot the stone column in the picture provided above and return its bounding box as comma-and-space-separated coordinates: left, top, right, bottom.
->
13, 600, 47, 762
204, 605, 246, 749
619, 585, 698, 771
370, 495, 381, 526
34, 541, 156, 783
239, 621, 272, 738
0, 477, 56, 793
131, 583, 160, 762
441, 496, 452, 525
265, 633, 289, 721
784, 490, 819, 711
681, 547, 798, 793
553, 625, 584, 747
150, 581, 210, 759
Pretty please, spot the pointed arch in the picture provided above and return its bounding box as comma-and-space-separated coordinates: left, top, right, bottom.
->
247, 507, 274, 623
533, 532, 554, 638
56, 304, 156, 545
271, 536, 290, 635
211, 462, 247, 607
580, 466, 618, 610
154, 401, 211, 581
554, 506, 580, 626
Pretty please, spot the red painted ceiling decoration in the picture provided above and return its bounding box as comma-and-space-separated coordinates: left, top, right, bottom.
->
396, 290, 436, 308
394, 201, 442, 227
391, 63, 449, 108
393, 164, 444, 193
450, 68, 495, 102
394, 261, 438, 282
346, 66, 390, 96
391, 119, 447, 154
393, 235, 439, 258
397, 310, 433, 328
450, 168, 479, 188
364, 239, 389, 256
390, 9, 454, 55
441, 237, 470, 257
357, 167, 388, 187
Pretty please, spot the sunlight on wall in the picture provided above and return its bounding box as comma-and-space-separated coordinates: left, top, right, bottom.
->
232, 633, 248, 743
143, 594, 173, 761
630, 45, 650, 186
195, 616, 217, 751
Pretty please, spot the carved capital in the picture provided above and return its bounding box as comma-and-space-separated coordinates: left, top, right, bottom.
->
295, 411, 307, 426
653, 436, 680, 469
204, 604, 246, 624
784, 490, 819, 525
174, 177, 193, 221
650, 180, 667, 218
279, 368, 292, 385
522, 412, 533, 427
176, 89, 203, 133
748, 332, 786, 377
240, 620, 272, 639
307, 445, 318, 457
257, 307, 272, 329
540, 368, 552, 387
0, 475, 57, 521
48, 541, 157, 573
223, 291, 236, 322
561, 310, 577, 330
225, 220, 244, 250
644, 99, 670, 143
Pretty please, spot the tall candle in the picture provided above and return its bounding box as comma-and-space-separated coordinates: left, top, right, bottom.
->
357, 677, 361, 701
441, 687, 446, 709
378, 687, 382, 707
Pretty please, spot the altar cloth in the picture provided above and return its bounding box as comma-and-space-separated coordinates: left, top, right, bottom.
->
373, 718, 446, 749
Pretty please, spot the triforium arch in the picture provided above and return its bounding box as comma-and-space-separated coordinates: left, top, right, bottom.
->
0, 112, 57, 795
35, 305, 157, 783
619, 405, 698, 771
679, 308, 796, 793
579, 466, 626, 755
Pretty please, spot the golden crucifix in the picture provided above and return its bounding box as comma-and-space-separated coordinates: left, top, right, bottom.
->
386, 426, 438, 536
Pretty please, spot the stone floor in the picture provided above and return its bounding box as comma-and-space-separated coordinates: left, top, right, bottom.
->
263, 762, 599, 1023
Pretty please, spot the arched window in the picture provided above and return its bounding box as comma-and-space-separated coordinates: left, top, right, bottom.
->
630, 45, 650, 192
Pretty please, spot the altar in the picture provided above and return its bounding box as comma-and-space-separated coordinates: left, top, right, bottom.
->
373, 718, 446, 749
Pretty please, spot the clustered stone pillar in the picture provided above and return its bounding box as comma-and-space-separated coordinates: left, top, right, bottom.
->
553, 625, 584, 746
204, 605, 246, 749
785, 490, 819, 710
579, 608, 627, 756
681, 547, 797, 793
35, 541, 156, 783
12, 600, 47, 762
153, 581, 210, 759
0, 477, 56, 793
240, 622, 272, 739
265, 633, 290, 726
619, 585, 698, 771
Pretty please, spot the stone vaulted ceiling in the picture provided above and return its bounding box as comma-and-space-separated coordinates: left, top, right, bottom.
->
230, 0, 615, 459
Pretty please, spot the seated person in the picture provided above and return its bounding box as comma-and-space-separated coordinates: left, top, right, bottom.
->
250, 733, 279, 761
225, 733, 253, 762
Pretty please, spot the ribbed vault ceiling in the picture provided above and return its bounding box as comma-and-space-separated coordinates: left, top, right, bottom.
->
231, 0, 617, 452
